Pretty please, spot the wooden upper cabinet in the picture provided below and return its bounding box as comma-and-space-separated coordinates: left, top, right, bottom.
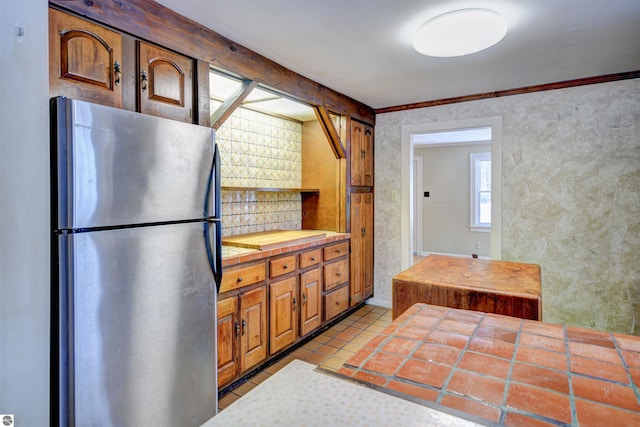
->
350, 121, 374, 187
137, 41, 193, 122
49, 8, 123, 107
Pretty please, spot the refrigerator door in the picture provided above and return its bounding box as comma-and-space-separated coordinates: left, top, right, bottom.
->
52, 97, 217, 230
57, 222, 218, 426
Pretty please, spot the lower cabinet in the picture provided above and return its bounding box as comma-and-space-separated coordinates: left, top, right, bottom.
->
269, 276, 298, 354
218, 239, 352, 389
300, 268, 322, 336
269, 252, 323, 355
217, 286, 267, 388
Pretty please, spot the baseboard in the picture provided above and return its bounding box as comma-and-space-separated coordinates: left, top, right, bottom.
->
366, 297, 391, 308
421, 251, 490, 260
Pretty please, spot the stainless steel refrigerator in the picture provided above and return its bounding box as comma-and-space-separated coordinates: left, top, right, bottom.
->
50, 97, 222, 426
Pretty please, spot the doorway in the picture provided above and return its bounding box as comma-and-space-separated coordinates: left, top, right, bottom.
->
400, 117, 503, 271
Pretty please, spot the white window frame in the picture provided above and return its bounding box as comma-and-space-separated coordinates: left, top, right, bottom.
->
470, 152, 491, 232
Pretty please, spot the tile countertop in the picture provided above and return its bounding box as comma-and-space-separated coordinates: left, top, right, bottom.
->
336, 303, 640, 426
221, 231, 350, 267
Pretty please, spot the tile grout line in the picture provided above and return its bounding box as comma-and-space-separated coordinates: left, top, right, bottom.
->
563, 324, 578, 427
611, 333, 640, 404
497, 316, 523, 425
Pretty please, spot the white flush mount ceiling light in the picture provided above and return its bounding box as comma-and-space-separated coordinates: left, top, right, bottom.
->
413, 8, 507, 57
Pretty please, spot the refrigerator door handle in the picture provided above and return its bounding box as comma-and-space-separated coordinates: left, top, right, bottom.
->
204, 143, 223, 292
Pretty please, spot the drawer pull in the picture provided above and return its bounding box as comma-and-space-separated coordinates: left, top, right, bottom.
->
310, 257, 316, 261
336, 272, 341, 277
283, 264, 289, 270
335, 249, 341, 254
237, 277, 243, 283
335, 301, 341, 306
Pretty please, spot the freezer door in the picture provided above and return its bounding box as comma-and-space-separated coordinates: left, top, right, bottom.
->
53, 97, 217, 230
57, 222, 218, 426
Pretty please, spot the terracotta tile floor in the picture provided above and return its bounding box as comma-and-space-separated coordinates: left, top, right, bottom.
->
218, 304, 393, 410
337, 303, 640, 426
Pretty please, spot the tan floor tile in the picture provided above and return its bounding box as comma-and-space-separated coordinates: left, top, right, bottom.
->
327, 338, 348, 348
373, 320, 390, 327
279, 354, 296, 365
343, 342, 364, 353
291, 347, 312, 359
317, 344, 339, 355
353, 321, 374, 329
263, 362, 286, 375
321, 329, 339, 338
249, 371, 271, 385
313, 335, 331, 344
321, 357, 346, 371
359, 330, 378, 339
303, 352, 329, 365
218, 392, 240, 410
368, 325, 385, 333
302, 340, 322, 351
351, 336, 373, 346
329, 323, 349, 332
234, 381, 257, 396
334, 349, 356, 360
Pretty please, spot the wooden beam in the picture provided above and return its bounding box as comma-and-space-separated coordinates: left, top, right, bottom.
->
49, 0, 375, 124
376, 70, 640, 114
313, 106, 346, 159
210, 79, 257, 130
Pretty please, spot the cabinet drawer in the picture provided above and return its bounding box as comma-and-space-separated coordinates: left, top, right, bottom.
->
324, 285, 349, 321
220, 262, 266, 293
324, 258, 349, 291
270, 255, 296, 278
324, 242, 349, 261
299, 249, 322, 269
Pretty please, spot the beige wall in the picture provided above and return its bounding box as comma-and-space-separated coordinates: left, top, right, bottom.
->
415, 143, 492, 257
374, 79, 640, 334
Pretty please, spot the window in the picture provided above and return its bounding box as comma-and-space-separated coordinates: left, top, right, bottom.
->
470, 152, 491, 231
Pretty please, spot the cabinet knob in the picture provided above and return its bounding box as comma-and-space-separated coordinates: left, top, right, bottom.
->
234, 321, 240, 337
335, 301, 341, 306
302, 293, 307, 306
237, 276, 243, 283
336, 272, 341, 277
293, 297, 297, 311
241, 319, 246, 336
310, 257, 316, 261
283, 264, 289, 270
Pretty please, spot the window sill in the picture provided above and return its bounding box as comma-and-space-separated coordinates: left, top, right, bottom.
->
470, 226, 491, 233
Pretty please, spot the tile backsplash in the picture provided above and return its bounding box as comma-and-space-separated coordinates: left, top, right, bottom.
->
212, 101, 303, 236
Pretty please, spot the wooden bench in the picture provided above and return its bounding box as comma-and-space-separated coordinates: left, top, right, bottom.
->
392, 255, 541, 320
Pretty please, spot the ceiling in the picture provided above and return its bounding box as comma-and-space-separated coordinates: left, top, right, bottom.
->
155, 0, 640, 110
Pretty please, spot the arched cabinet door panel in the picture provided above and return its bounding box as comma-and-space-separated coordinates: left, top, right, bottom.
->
138, 41, 194, 123
49, 8, 123, 107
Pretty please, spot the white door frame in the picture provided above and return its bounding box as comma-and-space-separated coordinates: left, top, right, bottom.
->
412, 155, 423, 256
401, 117, 503, 271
